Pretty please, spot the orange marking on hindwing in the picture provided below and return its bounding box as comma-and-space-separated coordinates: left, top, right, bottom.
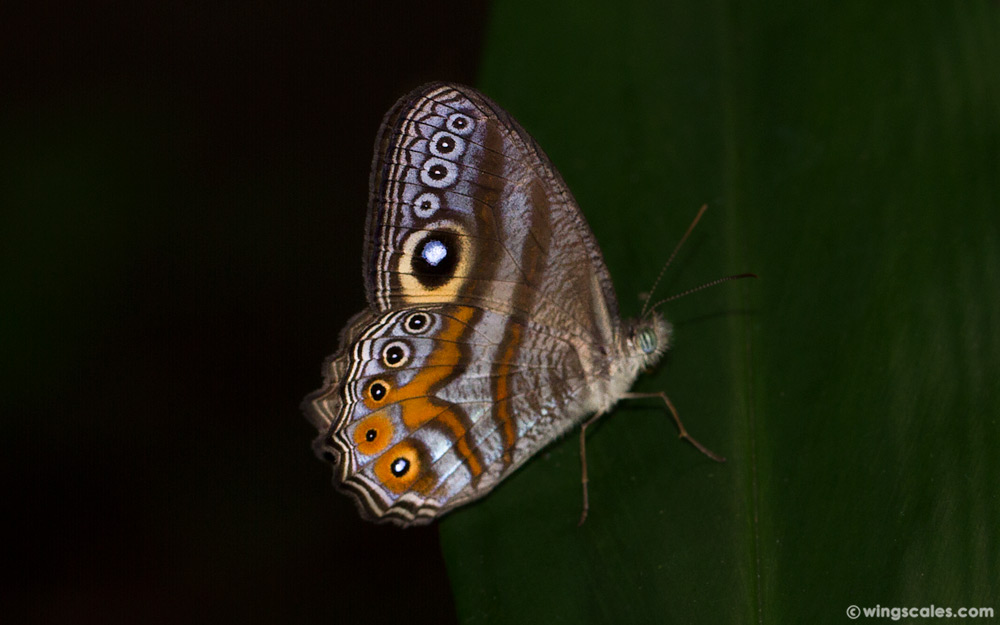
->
493, 323, 522, 464
384, 306, 473, 414
353, 411, 393, 456
375, 306, 483, 480
374, 441, 430, 494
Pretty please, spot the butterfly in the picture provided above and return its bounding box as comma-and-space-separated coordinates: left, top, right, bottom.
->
304, 82, 735, 526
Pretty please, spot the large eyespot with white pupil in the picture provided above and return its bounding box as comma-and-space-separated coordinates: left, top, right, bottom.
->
412, 192, 440, 219
399, 222, 470, 301
446, 113, 475, 136
420, 157, 458, 188
381, 340, 410, 368
412, 233, 459, 288
403, 311, 431, 335
429, 131, 465, 159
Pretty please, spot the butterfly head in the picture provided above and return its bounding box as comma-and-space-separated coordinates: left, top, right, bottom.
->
625, 314, 672, 370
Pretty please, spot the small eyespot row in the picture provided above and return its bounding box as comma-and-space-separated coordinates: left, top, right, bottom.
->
403, 311, 430, 335
420, 157, 458, 188
413, 192, 440, 219
382, 340, 410, 368
429, 130, 465, 160
446, 113, 474, 136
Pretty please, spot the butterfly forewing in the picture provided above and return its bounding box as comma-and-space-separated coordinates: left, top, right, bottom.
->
365, 83, 618, 344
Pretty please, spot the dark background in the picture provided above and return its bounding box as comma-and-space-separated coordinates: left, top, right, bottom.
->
3, 3, 491, 623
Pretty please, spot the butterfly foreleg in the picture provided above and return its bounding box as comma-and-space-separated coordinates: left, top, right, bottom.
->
622, 392, 726, 463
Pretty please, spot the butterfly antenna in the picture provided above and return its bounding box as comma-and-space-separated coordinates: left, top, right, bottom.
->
640, 204, 709, 318
644, 272, 757, 315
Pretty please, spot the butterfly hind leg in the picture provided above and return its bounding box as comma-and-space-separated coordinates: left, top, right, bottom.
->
623, 392, 726, 463
577, 393, 725, 526
577, 410, 606, 526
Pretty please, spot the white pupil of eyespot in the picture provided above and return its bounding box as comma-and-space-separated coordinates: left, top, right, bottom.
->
422, 240, 447, 266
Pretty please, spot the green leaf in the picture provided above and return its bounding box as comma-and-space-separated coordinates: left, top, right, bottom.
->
440, 1, 1000, 623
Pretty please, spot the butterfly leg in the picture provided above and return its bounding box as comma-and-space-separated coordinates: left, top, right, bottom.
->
577, 411, 605, 526
623, 392, 726, 463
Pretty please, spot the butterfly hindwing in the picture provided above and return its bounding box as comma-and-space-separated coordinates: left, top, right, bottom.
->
310, 304, 593, 525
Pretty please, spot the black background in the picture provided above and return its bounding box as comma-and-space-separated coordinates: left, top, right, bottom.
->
3, 3, 490, 623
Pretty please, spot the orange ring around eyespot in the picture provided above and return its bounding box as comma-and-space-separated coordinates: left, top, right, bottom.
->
364, 378, 392, 410
374, 441, 423, 494
353, 412, 393, 456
